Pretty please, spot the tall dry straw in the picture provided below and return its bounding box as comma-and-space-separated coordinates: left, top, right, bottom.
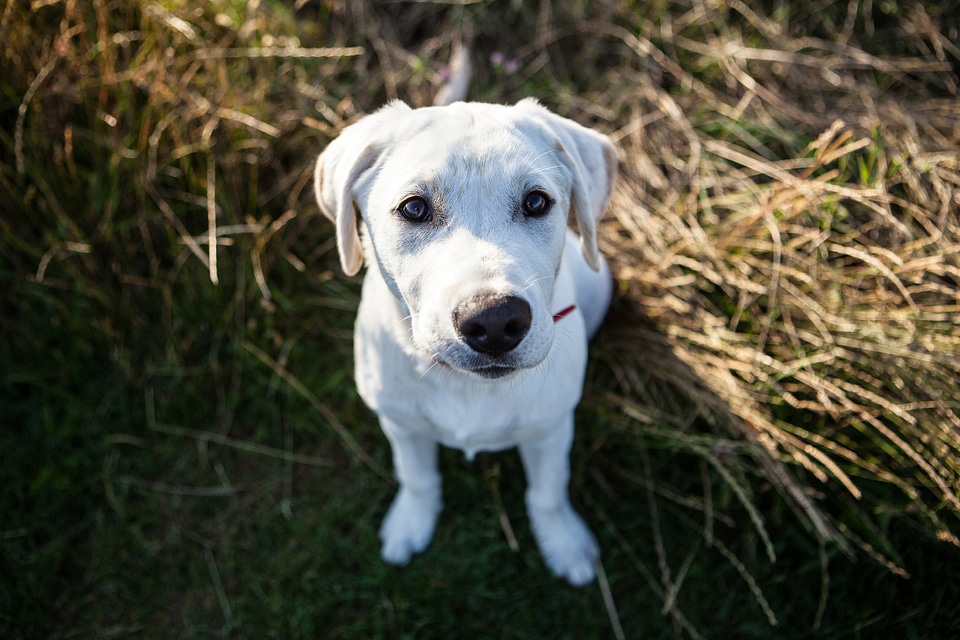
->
594, 13, 960, 571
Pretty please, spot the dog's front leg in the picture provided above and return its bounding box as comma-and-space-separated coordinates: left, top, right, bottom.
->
519, 415, 598, 586
378, 417, 443, 565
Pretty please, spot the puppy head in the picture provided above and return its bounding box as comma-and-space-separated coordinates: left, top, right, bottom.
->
314, 99, 616, 378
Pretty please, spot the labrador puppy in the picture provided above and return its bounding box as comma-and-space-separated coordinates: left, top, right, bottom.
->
314, 99, 616, 585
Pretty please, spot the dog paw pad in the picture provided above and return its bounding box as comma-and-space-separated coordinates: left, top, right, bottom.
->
528, 504, 599, 586
379, 487, 442, 565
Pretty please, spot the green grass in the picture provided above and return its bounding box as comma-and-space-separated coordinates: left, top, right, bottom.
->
3, 0, 960, 638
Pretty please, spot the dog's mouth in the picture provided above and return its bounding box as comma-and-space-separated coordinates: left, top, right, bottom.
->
469, 364, 517, 379
430, 356, 519, 380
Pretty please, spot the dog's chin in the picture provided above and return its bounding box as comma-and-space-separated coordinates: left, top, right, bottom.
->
416, 338, 548, 382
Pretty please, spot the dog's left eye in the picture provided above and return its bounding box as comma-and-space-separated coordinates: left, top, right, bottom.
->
398, 196, 432, 223
522, 191, 551, 217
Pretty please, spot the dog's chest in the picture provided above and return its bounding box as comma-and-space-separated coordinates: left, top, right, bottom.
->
416, 383, 555, 456
368, 366, 575, 457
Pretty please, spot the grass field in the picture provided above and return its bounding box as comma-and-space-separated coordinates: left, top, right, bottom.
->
2, 0, 960, 637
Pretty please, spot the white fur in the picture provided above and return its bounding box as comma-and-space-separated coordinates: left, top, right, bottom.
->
314, 99, 616, 586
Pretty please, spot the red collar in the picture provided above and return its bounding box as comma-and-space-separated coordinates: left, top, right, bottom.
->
552, 304, 576, 323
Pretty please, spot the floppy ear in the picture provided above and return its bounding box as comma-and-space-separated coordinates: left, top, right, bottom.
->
314, 101, 413, 276
517, 98, 617, 271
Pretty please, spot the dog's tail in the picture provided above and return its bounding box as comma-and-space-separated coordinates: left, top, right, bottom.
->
433, 42, 472, 106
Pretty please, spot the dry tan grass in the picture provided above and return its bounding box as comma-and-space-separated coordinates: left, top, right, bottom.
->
593, 7, 960, 572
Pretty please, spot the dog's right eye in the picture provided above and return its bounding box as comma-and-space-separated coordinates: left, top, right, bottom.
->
398, 196, 432, 223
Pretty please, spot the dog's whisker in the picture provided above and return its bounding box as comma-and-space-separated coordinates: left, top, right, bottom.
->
527, 163, 564, 177
419, 356, 442, 380
521, 149, 565, 180
524, 148, 555, 166
520, 274, 551, 293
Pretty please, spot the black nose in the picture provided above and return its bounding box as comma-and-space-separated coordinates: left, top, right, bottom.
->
454, 295, 532, 356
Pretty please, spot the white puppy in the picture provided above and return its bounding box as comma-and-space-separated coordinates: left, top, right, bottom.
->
314, 99, 616, 586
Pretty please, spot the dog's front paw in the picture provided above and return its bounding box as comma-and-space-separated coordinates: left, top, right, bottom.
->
528, 503, 599, 587
379, 486, 443, 565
